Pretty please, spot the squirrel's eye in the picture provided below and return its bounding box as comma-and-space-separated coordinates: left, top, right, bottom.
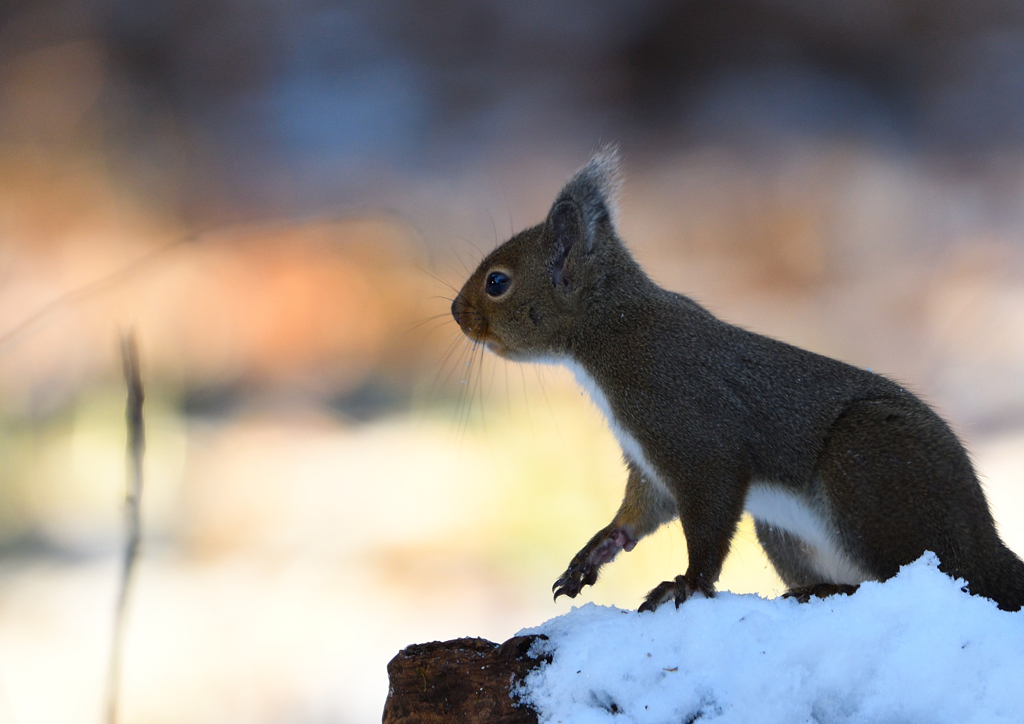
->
485, 271, 510, 297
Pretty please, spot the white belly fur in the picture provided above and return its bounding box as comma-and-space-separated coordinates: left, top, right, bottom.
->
744, 483, 872, 585
562, 358, 674, 499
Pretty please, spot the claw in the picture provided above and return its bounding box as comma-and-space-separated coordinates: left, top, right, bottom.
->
552, 562, 597, 600
552, 574, 574, 601
552, 575, 573, 601
639, 574, 709, 612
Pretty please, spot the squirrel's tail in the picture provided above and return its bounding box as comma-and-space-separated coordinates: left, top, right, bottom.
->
971, 544, 1024, 612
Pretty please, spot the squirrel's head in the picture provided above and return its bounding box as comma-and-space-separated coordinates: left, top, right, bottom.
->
452, 146, 625, 361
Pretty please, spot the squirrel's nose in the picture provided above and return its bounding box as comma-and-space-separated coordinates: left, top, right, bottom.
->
451, 297, 460, 325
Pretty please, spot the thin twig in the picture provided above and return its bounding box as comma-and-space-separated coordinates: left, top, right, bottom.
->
106, 331, 145, 724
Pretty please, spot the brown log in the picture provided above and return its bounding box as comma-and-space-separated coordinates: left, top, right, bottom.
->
382, 634, 550, 723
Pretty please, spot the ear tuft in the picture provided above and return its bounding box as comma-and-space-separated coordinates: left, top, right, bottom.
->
555, 144, 623, 234
544, 145, 623, 290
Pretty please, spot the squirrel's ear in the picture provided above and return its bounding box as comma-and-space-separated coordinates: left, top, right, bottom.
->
547, 200, 583, 289
546, 145, 622, 290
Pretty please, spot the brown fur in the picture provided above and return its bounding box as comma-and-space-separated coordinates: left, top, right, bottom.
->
452, 148, 1024, 612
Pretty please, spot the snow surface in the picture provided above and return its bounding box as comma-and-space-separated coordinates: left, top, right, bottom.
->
517, 555, 1024, 724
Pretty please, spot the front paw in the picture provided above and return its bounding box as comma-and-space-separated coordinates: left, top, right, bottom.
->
552, 559, 599, 601
552, 527, 636, 601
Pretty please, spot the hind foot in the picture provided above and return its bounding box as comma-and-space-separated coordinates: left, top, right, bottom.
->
783, 583, 859, 603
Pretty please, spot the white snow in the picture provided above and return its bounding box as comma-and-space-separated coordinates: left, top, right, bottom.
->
517, 554, 1024, 724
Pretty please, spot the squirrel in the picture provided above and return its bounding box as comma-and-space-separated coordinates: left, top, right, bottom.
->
451, 147, 1024, 613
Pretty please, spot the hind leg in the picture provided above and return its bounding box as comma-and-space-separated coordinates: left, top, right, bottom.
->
816, 398, 987, 584
754, 520, 821, 589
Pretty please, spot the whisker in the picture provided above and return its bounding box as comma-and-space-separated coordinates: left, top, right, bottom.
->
434, 334, 473, 397
478, 344, 502, 439
449, 240, 476, 277
534, 363, 563, 440
486, 208, 499, 250
504, 352, 512, 425
422, 318, 462, 340
472, 342, 488, 439
421, 332, 467, 414
453, 235, 485, 267
404, 312, 455, 335
519, 363, 534, 437
501, 182, 515, 238
456, 341, 480, 448
416, 264, 460, 294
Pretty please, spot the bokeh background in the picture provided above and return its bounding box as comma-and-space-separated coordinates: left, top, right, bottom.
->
3, 1, 1024, 722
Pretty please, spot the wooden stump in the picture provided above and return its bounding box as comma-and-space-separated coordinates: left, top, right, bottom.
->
382, 634, 550, 723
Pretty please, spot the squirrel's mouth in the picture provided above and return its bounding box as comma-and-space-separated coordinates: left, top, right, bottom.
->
483, 339, 507, 356
451, 299, 508, 356
461, 325, 508, 357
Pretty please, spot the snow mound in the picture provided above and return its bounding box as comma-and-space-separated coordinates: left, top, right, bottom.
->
517, 554, 1024, 724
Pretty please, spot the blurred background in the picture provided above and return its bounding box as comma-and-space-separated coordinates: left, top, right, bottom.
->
2, 0, 1024, 721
